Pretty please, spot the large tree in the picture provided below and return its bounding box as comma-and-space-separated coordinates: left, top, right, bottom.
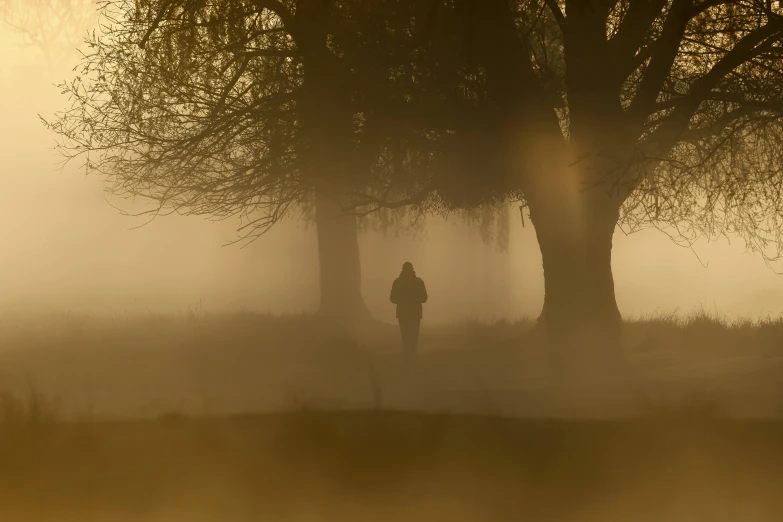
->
527, 0, 781, 361
371, 0, 783, 368
47, 0, 494, 326
46, 0, 415, 325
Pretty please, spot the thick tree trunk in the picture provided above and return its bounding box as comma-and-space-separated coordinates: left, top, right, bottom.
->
315, 192, 371, 326
528, 188, 625, 381
537, 219, 621, 346
526, 189, 640, 416
295, 6, 370, 328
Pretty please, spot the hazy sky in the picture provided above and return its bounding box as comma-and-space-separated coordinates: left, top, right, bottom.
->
2, 21, 783, 323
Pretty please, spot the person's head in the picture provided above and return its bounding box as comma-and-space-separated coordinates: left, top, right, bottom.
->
401, 262, 414, 274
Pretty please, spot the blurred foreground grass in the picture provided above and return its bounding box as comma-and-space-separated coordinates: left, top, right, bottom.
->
2, 402, 783, 521
1, 311, 783, 520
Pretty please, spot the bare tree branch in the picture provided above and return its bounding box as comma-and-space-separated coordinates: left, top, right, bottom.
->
543, 0, 566, 26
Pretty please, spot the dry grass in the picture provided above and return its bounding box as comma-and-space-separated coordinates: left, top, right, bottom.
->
1, 409, 783, 521
0, 309, 782, 419
628, 309, 783, 358
0, 311, 782, 519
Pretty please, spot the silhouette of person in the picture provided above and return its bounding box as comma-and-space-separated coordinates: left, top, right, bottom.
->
390, 262, 428, 366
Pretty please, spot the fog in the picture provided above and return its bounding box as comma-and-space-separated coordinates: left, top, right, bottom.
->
5, 11, 783, 520
1, 29, 783, 325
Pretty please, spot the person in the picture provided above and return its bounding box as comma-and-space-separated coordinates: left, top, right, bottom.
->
389, 262, 428, 366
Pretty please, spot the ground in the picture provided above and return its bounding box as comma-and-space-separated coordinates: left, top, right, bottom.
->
2, 311, 783, 520
3, 411, 783, 521
0, 311, 782, 419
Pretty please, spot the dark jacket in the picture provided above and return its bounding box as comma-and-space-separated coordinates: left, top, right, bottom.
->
390, 272, 428, 319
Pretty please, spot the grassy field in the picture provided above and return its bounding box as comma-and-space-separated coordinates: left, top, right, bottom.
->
0, 310, 782, 419
2, 408, 783, 521
1, 311, 783, 520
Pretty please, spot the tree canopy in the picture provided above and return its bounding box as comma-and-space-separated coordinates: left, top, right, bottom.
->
498, 0, 783, 262
49, 1, 783, 253
47, 0, 783, 332
47, 1, 538, 241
